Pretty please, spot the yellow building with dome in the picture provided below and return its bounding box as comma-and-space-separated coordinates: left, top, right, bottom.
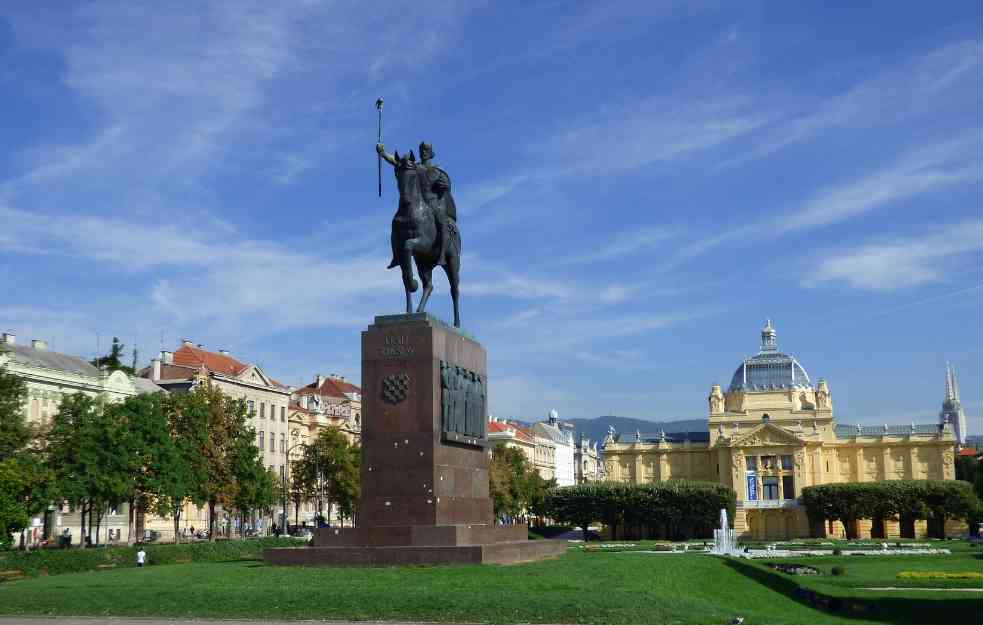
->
601, 321, 958, 540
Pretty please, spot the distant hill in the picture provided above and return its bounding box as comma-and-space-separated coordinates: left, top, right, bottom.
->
560, 415, 707, 445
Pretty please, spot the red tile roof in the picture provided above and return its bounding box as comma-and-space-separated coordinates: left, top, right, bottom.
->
295, 376, 361, 399
173, 345, 248, 376
487, 420, 535, 443
958, 447, 980, 457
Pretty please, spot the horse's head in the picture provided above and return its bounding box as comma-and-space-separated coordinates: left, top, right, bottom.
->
393, 149, 420, 202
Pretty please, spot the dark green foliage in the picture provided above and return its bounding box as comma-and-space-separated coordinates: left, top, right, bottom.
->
44, 393, 133, 546
831, 565, 845, 576
0, 537, 299, 578
801, 480, 982, 538
545, 481, 736, 540
89, 337, 134, 375
0, 362, 30, 460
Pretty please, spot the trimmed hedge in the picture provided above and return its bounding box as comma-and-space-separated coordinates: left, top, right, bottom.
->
0, 537, 300, 578
801, 480, 982, 539
545, 481, 736, 541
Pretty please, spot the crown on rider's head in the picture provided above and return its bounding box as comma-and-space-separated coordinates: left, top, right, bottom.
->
418, 142, 434, 159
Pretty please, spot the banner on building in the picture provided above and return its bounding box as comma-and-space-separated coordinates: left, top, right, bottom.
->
746, 475, 758, 501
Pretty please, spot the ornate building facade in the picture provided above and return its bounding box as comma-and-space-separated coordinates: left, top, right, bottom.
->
602, 321, 958, 540
533, 410, 576, 486
574, 434, 601, 483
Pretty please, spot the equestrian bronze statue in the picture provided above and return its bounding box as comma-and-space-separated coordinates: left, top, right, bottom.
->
377, 141, 462, 327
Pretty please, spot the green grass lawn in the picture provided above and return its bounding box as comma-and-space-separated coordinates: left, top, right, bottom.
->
0, 544, 980, 624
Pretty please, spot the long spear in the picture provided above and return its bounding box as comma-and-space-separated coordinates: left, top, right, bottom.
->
376, 97, 384, 197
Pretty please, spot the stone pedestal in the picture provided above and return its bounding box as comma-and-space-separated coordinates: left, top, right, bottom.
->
264, 313, 566, 566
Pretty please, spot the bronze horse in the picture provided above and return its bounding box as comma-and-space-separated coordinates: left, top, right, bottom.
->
391, 150, 461, 327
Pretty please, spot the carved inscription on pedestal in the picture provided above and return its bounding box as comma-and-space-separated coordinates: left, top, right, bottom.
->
439, 360, 486, 446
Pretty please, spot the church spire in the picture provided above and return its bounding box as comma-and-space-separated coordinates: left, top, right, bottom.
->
760, 318, 778, 352
941, 362, 967, 446
946, 362, 960, 402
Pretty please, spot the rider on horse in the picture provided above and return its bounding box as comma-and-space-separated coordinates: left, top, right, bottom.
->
377, 141, 457, 269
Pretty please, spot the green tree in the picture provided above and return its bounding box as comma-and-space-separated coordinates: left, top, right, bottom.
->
544, 483, 602, 541
90, 337, 134, 375
173, 384, 245, 541
0, 360, 31, 459
228, 430, 275, 536
489, 446, 527, 519
106, 393, 184, 544
290, 427, 359, 526
45, 393, 132, 546
162, 390, 209, 542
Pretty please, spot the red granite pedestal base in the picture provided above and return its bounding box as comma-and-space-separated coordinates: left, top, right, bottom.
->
263, 314, 565, 566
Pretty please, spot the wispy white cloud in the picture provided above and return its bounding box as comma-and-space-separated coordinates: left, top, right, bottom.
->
558, 227, 676, 265
532, 96, 770, 177
805, 220, 983, 291
661, 132, 983, 271
723, 35, 983, 166
780, 134, 983, 235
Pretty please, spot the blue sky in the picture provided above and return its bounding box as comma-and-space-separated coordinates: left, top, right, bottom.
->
1, 2, 981, 431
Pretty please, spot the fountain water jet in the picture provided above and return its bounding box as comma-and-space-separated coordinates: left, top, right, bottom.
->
711, 508, 738, 556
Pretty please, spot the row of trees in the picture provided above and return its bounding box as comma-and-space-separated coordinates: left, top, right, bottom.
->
545, 481, 737, 541
801, 480, 983, 539
288, 426, 360, 527
0, 351, 361, 549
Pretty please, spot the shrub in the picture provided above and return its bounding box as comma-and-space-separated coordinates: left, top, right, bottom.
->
831, 565, 846, 576
0, 537, 299, 578
832, 548, 842, 556
545, 480, 736, 541
801, 480, 983, 539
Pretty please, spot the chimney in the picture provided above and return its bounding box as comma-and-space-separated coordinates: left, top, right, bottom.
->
160, 350, 173, 364
219, 349, 230, 356
151, 357, 161, 381
315, 374, 325, 388
1, 332, 14, 345
31, 339, 48, 351
181, 338, 193, 347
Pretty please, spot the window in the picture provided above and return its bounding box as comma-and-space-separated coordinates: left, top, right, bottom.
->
761, 455, 777, 470
281, 406, 286, 422
781, 455, 794, 470
247, 400, 255, 417
782, 475, 795, 499
260, 402, 265, 419
280, 433, 285, 453
763, 476, 780, 500
745, 456, 758, 471
270, 435, 275, 452
259, 431, 265, 450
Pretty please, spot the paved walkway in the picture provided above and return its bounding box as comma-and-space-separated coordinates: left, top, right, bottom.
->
0, 620, 490, 625
861, 586, 983, 592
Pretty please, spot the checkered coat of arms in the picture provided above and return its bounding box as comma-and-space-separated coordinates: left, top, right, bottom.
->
381, 372, 411, 405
